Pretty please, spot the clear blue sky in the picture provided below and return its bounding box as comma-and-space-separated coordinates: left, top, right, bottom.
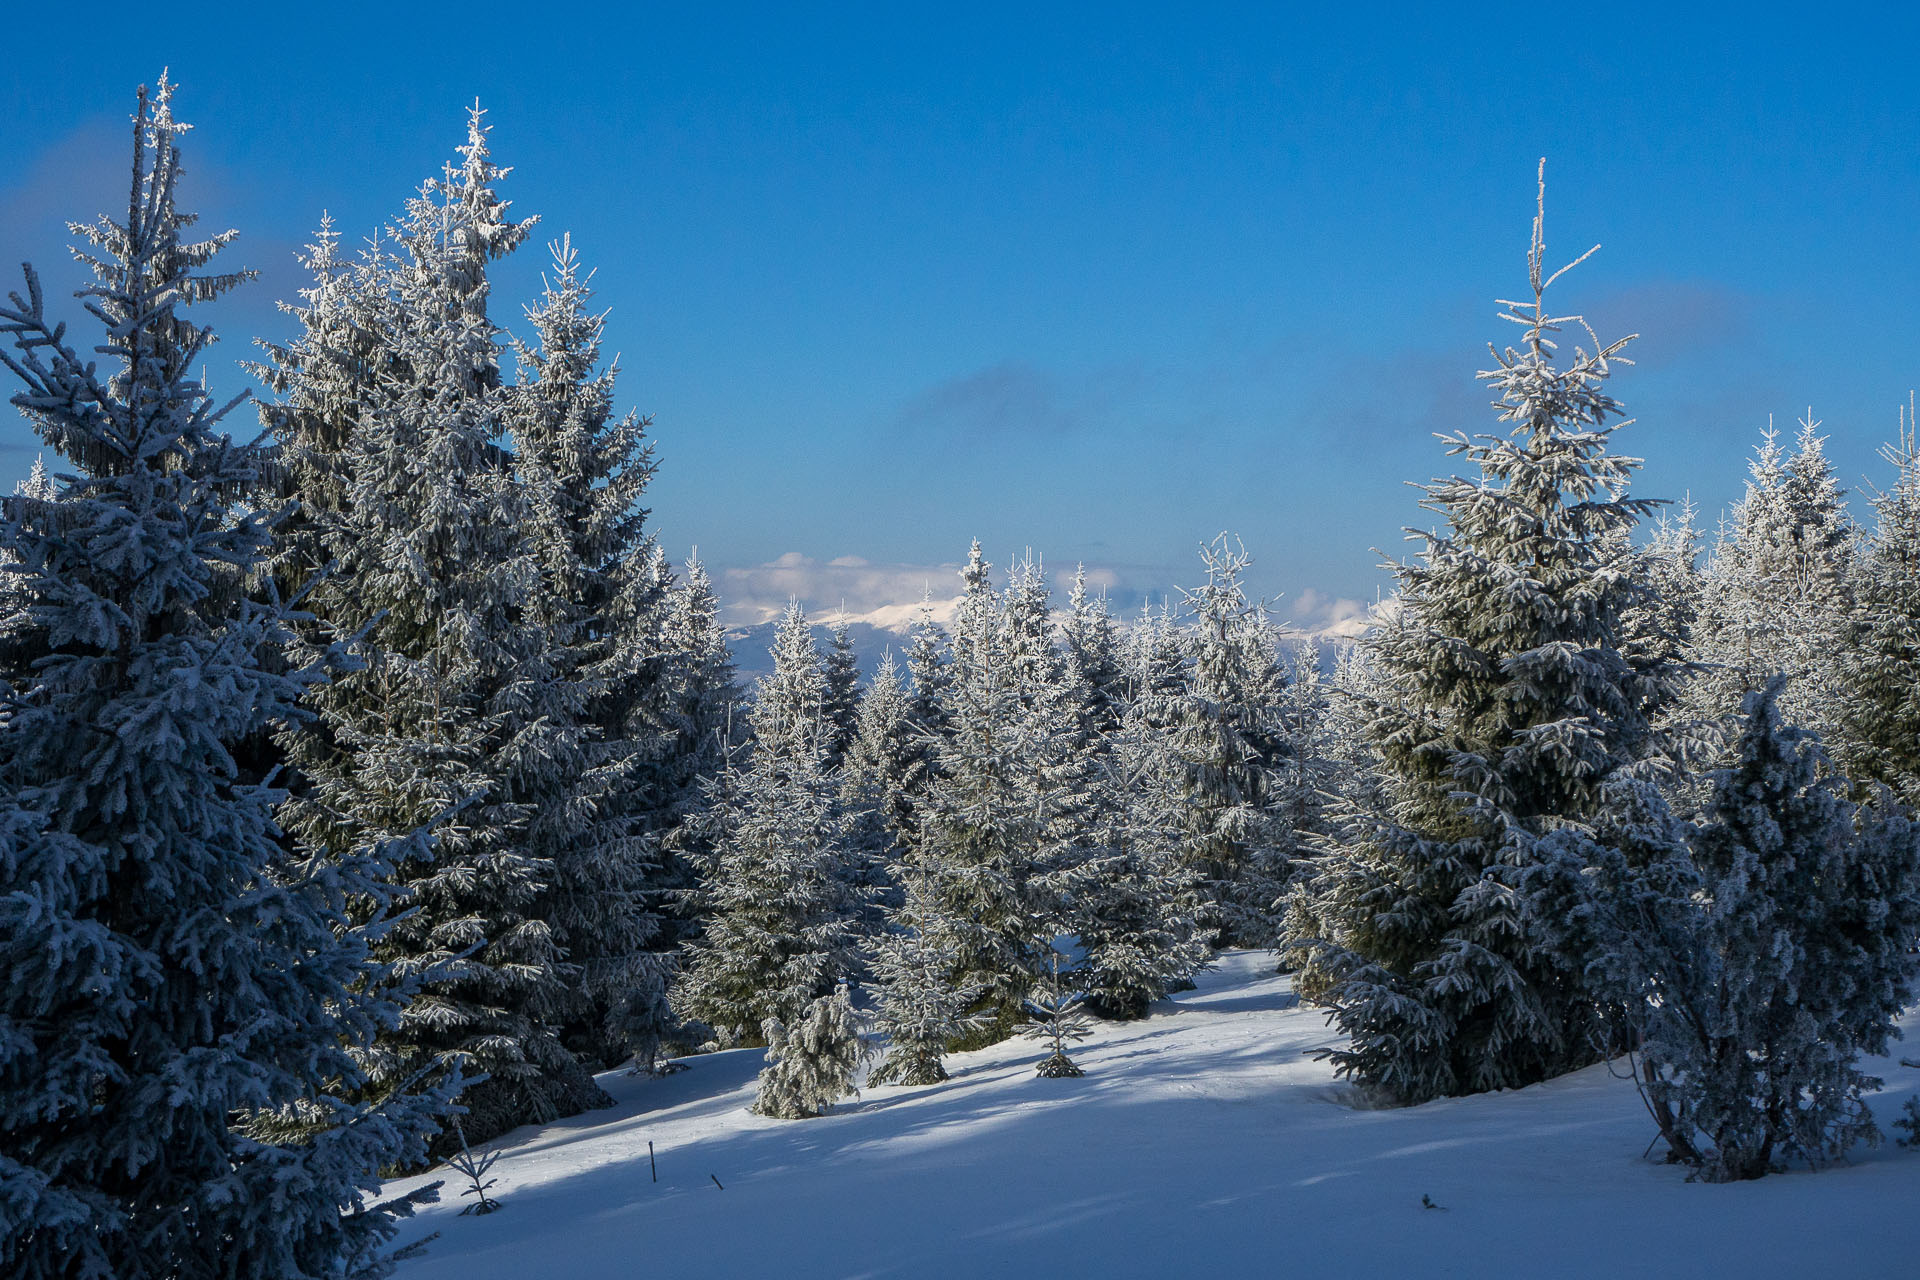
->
5, 4, 1918, 627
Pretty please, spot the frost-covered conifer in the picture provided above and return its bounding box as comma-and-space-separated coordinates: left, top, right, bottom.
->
653, 551, 742, 883
821, 617, 861, 773
0, 80, 452, 1279
838, 653, 914, 927
1622, 501, 1703, 739
507, 234, 673, 1069
1552, 683, 1920, 1180
908, 546, 1087, 1045
1167, 535, 1297, 947
1023, 950, 1093, 1078
1119, 600, 1188, 732
673, 603, 860, 1043
1688, 418, 1853, 738
1835, 409, 1920, 806
1072, 742, 1211, 1019
0, 458, 57, 653
866, 896, 985, 1086
272, 106, 605, 1145
751, 985, 873, 1119
1287, 169, 1669, 1103
1063, 565, 1125, 746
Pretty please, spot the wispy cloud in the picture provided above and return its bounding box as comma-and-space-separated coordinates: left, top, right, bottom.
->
886, 358, 1163, 440
1579, 279, 1750, 368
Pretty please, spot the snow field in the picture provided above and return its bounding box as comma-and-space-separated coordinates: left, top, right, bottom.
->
387, 952, 1920, 1279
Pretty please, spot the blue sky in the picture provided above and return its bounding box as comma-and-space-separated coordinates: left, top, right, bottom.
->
5, 5, 1919, 628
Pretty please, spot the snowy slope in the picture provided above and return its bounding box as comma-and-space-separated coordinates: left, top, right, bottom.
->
385, 952, 1920, 1279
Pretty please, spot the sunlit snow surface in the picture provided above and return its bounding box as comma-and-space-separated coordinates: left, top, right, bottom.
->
386, 952, 1920, 1278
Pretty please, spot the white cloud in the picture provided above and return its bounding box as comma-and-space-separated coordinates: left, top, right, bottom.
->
1278, 588, 1376, 640
718, 554, 967, 629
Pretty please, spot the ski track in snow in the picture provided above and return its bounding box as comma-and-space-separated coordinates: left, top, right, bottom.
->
386, 952, 1920, 1279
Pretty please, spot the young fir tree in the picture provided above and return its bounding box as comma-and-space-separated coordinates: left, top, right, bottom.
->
1023, 948, 1093, 1078
907, 544, 1086, 1046
838, 652, 915, 929
272, 107, 606, 1146
1287, 168, 1669, 1104
891, 592, 953, 846
651, 551, 742, 946
507, 234, 672, 1069
1834, 408, 1920, 808
1169, 535, 1297, 947
820, 616, 862, 773
865, 895, 985, 1086
1072, 739, 1212, 1020
751, 985, 873, 1119
672, 603, 860, 1044
1687, 419, 1853, 740
0, 80, 452, 1280
1063, 565, 1126, 746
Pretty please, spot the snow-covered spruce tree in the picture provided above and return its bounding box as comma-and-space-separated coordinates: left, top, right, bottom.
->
907, 545, 1087, 1047
1834, 411, 1920, 807
1622, 500, 1703, 741
886, 592, 952, 849
0, 80, 453, 1280
1119, 599, 1188, 734
1167, 535, 1298, 948
846, 652, 918, 846
1023, 949, 1093, 1077
507, 234, 674, 1070
1687, 418, 1853, 739
1063, 565, 1126, 747
272, 106, 607, 1147
865, 894, 985, 1086
1072, 739, 1211, 1020
651, 551, 742, 943
838, 652, 916, 930
673, 603, 861, 1043
821, 616, 861, 773
1549, 682, 1920, 1180
751, 985, 873, 1119
251, 213, 390, 606
1286, 168, 1671, 1104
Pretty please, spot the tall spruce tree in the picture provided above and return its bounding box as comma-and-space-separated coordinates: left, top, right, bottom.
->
651, 552, 742, 971
1073, 736, 1212, 1019
271, 106, 605, 1146
1063, 565, 1126, 746
1287, 167, 1668, 1103
508, 234, 672, 1069
820, 617, 861, 773
0, 80, 451, 1280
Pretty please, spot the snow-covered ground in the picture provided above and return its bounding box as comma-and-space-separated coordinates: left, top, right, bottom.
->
386, 952, 1920, 1279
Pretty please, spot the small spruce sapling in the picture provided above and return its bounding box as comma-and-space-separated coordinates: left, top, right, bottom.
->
447, 1122, 504, 1216
1024, 950, 1092, 1078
